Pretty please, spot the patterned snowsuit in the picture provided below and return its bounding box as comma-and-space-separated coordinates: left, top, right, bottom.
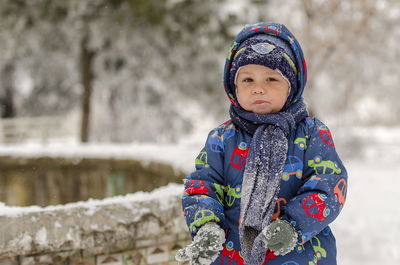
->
182, 23, 348, 265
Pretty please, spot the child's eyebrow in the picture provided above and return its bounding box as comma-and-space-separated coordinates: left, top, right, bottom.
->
238, 71, 254, 75
263, 71, 283, 76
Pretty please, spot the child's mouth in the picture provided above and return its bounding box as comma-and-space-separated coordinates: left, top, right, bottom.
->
253, 100, 268, 104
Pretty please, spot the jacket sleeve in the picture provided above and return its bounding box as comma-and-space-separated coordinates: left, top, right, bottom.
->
282, 118, 348, 243
182, 128, 226, 238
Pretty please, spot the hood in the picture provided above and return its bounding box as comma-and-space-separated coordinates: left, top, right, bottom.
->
223, 22, 307, 107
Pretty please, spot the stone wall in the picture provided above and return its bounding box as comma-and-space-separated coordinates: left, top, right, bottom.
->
0, 156, 185, 206
0, 184, 191, 265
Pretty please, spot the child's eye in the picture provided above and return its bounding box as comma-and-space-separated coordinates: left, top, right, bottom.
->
242, 78, 253, 82
266, 77, 278, 82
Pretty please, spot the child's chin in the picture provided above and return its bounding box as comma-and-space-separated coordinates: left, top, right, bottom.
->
252, 108, 274, 114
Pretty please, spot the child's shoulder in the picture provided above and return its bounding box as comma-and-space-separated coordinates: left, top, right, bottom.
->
210, 120, 238, 133
206, 120, 241, 141
297, 116, 331, 136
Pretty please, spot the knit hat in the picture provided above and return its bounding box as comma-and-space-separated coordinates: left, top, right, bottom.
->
229, 34, 298, 110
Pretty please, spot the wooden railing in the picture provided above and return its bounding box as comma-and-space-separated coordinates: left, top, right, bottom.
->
0, 156, 185, 207
0, 113, 79, 144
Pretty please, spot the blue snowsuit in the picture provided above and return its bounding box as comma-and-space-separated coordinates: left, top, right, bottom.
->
182, 23, 348, 265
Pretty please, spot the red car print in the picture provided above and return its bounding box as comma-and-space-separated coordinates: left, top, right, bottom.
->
184, 179, 209, 195
302, 193, 330, 222
221, 245, 244, 265
318, 126, 335, 147
230, 142, 250, 170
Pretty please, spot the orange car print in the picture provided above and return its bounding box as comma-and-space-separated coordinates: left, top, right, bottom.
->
334, 178, 347, 207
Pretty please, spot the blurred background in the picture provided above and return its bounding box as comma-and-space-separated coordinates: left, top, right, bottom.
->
0, 0, 399, 264
1, 0, 400, 143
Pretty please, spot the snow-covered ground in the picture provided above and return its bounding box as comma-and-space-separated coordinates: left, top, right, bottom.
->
331, 125, 400, 265
0, 125, 399, 265
333, 159, 400, 265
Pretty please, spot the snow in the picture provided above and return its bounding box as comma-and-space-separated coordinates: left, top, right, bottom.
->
0, 140, 200, 173
0, 113, 215, 173
10, 233, 32, 252
332, 158, 400, 265
0, 125, 399, 264
35, 227, 48, 247
0, 183, 183, 218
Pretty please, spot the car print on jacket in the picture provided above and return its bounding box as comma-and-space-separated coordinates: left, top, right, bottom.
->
208, 122, 238, 153
214, 183, 225, 206
230, 142, 250, 170
299, 231, 318, 244
282, 156, 303, 181
294, 137, 308, 150
184, 179, 210, 195
225, 185, 242, 207
195, 151, 209, 168
302, 176, 321, 190
318, 125, 335, 147
302, 193, 330, 222
309, 236, 327, 265
334, 178, 347, 208
213, 183, 242, 207
190, 209, 221, 233
272, 198, 287, 221
308, 156, 342, 175
221, 244, 244, 265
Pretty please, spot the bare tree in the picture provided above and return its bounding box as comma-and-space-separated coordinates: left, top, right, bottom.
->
80, 34, 96, 142
0, 63, 16, 118
267, 0, 400, 125
0, 0, 241, 143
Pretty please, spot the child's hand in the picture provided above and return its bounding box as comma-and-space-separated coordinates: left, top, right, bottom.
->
262, 219, 298, 256
175, 222, 225, 265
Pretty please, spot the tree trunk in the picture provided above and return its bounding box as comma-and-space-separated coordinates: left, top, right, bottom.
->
0, 63, 16, 118
80, 34, 95, 143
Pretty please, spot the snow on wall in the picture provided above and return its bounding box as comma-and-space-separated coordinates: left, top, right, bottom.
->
0, 183, 188, 258
0, 140, 203, 174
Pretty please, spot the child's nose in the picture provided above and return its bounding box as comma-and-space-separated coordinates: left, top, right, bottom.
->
251, 85, 266, 94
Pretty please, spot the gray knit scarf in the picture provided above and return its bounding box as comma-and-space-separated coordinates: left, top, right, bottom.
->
229, 99, 308, 264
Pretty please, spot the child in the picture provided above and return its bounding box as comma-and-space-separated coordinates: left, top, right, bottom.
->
176, 22, 348, 265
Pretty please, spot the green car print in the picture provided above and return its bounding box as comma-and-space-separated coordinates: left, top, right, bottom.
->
195, 151, 209, 168
213, 184, 241, 207
225, 185, 241, 207
308, 236, 327, 265
189, 209, 221, 232
308, 156, 342, 175
213, 183, 225, 206
294, 137, 307, 150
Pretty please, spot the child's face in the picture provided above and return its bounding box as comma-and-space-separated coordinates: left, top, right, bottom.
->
236, 64, 290, 114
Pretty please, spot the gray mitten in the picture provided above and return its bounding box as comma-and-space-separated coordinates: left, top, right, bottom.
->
176, 222, 225, 265
262, 219, 298, 256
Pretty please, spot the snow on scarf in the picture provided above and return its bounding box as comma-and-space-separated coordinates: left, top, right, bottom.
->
230, 100, 308, 264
